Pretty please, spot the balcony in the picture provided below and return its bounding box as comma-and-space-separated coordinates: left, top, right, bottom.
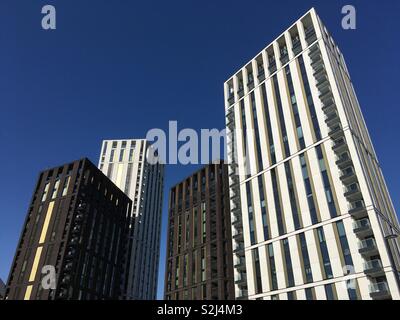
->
233, 243, 244, 254
227, 94, 235, 105
292, 39, 302, 55
235, 273, 247, 285
340, 167, 357, 184
358, 238, 378, 257
353, 218, 373, 237
316, 75, 330, 91
236, 289, 248, 300
233, 229, 243, 240
348, 200, 367, 218
335, 154, 352, 169
332, 138, 347, 153
234, 257, 246, 270
363, 259, 384, 277
280, 47, 289, 65
344, 183, 362, 201
237, 88, 244, 99
305, 27, 317, 44
369, 282, 391, 300
325, 111, 340, 127
247, 74, 254, 90
309, 43, 320, 57
319, 88, 333, 103
311, 55, 323, 70
232, 214, 242, 226
329, 125, 343, 139
268, 57, 277, 74
321, 98, 336, 113
257, 67, 265, 82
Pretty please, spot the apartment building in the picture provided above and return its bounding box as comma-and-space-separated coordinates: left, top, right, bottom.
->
0, 278, 5, 299
164, 163, 235, 300
99, 139, 164, 300
224, 8, 400, 300
5, 158, 131, 300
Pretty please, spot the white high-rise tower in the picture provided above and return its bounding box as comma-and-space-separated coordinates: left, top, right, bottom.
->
99, 139, 164, 300
225, 8, 400, 300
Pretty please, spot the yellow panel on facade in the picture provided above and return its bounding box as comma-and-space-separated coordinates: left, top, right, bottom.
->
28, 246, 43, 282
39, 201, 55, 244
24, 285, 33, 300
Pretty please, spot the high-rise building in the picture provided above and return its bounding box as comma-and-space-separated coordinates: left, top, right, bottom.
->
0, 278, 5, 299
164, 162, 235, 300
224, 8, 400, 300
5, 158, 132, 300
98, 139, 164, 300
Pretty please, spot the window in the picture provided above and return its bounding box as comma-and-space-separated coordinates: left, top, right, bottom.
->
250, 92, 263, 171
109, 149, 115, 162
300, 153, 319, 224
273, 75, 290, 157
305, 288, 314, 300
260, 84, 276, 165
201, 247, 206, 282
287, 291, 296, 300
62, 176, 70, 196
201, 202, 206, 243
271, 169, 285, 235
284, 162, 301, 230
51, 178, 60, 199
252, 248, 263, 294
119, 148, 125, 162
285, 66, 305, 149
282, 238, 295, 287
316, 227, 333, 279
240, 100, 250, 177
41, 182, 50, 202
124, 164, 133, 194
258, 175, 269, 241
325, 283, 336, 300
316, 145, 337, 218
246, 182, 256, 245
175, 256, 180, 288
336, 221, 353, 269
347, 284, 359, 300
128, 148, 134, 162
299, 233, 313, 283
102, 141, 108, 155
298, 56, 321, 141
267, 244, 278, 291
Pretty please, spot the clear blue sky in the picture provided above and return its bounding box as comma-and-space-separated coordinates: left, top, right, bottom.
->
0, 0, 399, 300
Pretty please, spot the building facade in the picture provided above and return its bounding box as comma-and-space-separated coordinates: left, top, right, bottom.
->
225, 8, 400, 300
98, 139, 164, 300
0, 278, 5, 299
5, 158, 131, 300
164, 163, 235, 300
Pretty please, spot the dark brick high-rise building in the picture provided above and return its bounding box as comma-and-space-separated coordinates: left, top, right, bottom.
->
164, 162, 235, 300
5, 158, 132, 300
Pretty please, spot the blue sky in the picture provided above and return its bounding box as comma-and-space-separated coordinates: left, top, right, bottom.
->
0, 0, 399, 300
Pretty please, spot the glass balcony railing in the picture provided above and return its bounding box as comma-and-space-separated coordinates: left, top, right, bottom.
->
234, 256, 245, 267
353, 218, 370, 231
358, 238, 377, 251
349, 200, 365, 211
236, 289, 248, 299
235, 273, 247, 283
363, 259, 383, 272
369, 282, 389, 294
